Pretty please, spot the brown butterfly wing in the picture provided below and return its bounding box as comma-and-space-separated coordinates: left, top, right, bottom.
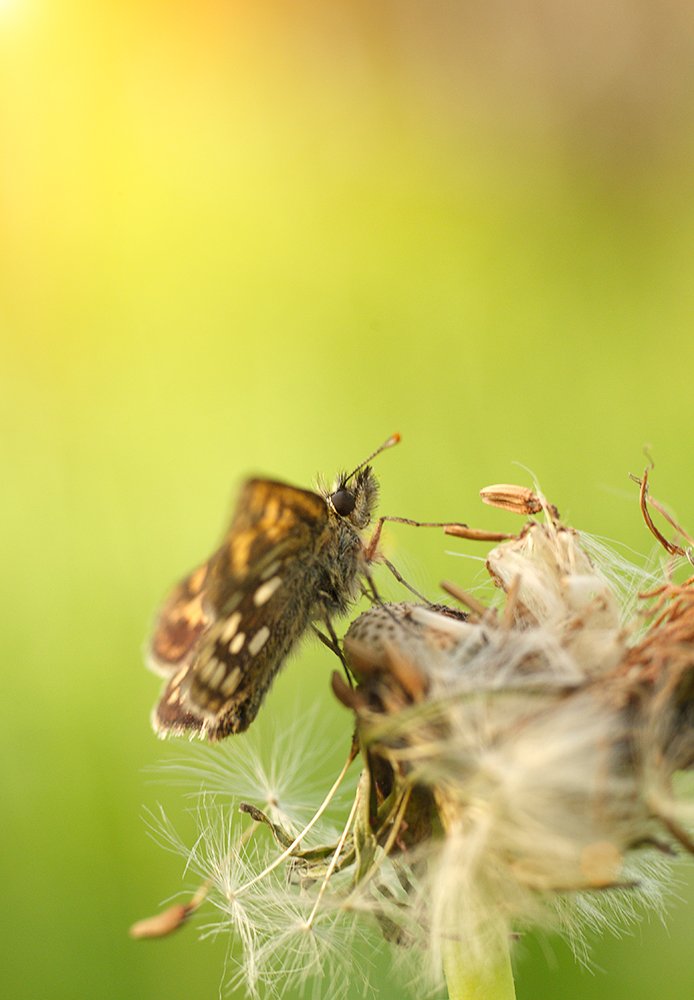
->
150, 479, 330, 740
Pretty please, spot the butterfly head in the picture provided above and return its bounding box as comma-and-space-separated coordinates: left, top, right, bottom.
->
326, 432, 399, 529
327, 466, 379, 529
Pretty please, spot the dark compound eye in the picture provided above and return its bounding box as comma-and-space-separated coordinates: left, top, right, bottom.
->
330, 488, 356, 517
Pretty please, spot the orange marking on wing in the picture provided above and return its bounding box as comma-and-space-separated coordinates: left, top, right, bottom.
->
229, 530, 254, 575
188, 564, 208, 593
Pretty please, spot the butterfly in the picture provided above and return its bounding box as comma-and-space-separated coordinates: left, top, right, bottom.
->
147, 436, 400, 740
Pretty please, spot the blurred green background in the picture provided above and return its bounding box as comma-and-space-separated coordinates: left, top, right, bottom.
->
2, 2, 693, 998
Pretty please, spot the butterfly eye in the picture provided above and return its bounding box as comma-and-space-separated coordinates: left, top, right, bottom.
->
330, 488, 356, 517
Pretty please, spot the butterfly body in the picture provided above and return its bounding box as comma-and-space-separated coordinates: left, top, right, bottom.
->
148, 467, 379, 740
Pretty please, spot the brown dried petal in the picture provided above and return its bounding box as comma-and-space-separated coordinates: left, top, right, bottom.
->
480, 484, 559, 519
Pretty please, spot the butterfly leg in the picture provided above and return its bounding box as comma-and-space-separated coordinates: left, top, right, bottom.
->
364, 520, 444, 607
365, 516, 469, 562
360, 561, 386, 606
359, 563, 427, 638
312, 619, 354, 687
380, 556, 434, 606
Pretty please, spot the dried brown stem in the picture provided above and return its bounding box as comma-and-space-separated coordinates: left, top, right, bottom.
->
632, 469, 691, 557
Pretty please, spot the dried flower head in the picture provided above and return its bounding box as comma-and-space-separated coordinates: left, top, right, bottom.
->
133, 476, 694, 1000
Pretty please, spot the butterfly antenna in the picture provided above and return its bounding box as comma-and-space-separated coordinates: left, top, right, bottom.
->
345, 433, 401, 483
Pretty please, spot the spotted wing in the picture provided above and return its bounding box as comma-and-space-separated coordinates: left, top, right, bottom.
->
147, 558, 219, 678
151, 479, 329, 740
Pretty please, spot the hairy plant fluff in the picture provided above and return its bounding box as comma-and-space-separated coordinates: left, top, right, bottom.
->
134, 482, 694, 998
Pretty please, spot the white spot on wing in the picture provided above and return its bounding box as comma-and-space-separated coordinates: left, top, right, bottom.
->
260, 559, 281, 581
221, 667, 241, 696
248, 626, 270, 656
209, 660, 226, 689
253, 576, 283, 607
199, 656, 220, 682
230, 632, 246, 654
221, 612, 242, 643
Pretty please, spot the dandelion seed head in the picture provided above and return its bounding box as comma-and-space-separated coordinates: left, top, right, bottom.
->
140, 479, 694, 998
225, 896, 375, 1000
344, 514, 693, 980
148, 706, 351, 837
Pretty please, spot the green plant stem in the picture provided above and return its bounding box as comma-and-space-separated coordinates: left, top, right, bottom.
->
443, 932, 516, 1000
